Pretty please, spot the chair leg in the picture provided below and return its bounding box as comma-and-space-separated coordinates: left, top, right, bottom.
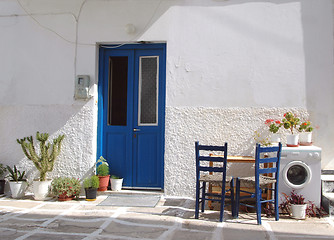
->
256, 188, 262, 225
235, 178, 240, 218
219, 187, 226, 222
274, 184, 279, 221
201, 182, 206, 213
195, 180, 200, 219
230, 178, 235, 217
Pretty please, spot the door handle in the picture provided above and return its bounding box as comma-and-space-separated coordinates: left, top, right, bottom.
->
133, 129, 141, 132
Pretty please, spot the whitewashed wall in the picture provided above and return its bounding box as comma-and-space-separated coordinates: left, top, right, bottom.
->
0, 0, 333, 197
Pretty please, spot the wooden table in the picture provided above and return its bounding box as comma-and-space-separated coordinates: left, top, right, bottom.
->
226, 156, 255, 163
208, 155, 272, 210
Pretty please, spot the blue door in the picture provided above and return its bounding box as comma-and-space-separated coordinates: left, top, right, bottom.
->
98, 44, 166, 189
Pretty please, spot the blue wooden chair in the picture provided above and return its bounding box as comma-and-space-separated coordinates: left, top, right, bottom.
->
235, 143, 282, 224
195, 142, 234, 222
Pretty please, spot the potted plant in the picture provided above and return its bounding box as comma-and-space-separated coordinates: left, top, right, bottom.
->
6, 165, 27, 199
0, 163, 7, 194
17, 131, 65, 200
280, 191, 308, 219
298, 121, 314, 145
265, 119, 282, 143
110, 175, 123, 191
96, 156, 110, 191
282, 112, 300, 147
83, 175, 100, 201
51, 177, 81, 201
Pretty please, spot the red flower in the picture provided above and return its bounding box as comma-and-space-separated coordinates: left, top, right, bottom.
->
303, 122, 307, 125
275, 120, 281, 124
265, 119, 273, 124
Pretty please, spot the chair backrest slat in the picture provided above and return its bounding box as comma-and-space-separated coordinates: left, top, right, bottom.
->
257, 146, 280, 153
199, 166, 226, 172
198, 145, 226, 152
259, 167, 277, 174
199, 156, 226, 162
259, 157, 278, 164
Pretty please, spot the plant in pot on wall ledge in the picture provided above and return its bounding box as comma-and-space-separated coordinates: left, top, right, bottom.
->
83, 175, 100, 201
6, 165, 27, 199
298, 121, 314, 146
96, 156, 110, 191
17, 132, 65, 200
0, 163, 7, 195
282, 112, 300, 147
265, 119, 282, 143
51, 177, 81, 201
111, 175, 123, 191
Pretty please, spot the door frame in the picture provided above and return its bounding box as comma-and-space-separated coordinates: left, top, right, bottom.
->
97, 43, 166, 189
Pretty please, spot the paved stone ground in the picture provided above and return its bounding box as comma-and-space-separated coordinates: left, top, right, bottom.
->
0, 192, 334, 240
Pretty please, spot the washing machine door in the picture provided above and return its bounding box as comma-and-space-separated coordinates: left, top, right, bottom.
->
282, 161, 312, 189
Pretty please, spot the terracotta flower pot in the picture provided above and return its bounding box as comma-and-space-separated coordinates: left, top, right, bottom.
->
98, 175, 110, 191
58, 193, 73, 201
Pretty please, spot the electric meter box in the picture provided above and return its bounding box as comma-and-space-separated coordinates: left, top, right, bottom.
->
75, 75, 90, 99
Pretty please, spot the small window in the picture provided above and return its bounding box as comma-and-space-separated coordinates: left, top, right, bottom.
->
108, 57, 128, 126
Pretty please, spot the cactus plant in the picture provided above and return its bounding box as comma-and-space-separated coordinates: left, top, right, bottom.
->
17, 132, 65, 181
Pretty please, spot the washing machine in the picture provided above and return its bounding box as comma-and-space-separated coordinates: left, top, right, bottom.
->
278, 146, 322, 207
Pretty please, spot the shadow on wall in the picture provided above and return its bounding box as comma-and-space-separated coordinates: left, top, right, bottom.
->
0, 99, 97, 181
301, 0, 334, 168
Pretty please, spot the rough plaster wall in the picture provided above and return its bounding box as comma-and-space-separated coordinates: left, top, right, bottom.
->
0, 100, 96, 192
164, 107, 309, 197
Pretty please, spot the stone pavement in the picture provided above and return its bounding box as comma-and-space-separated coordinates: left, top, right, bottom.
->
0, 192, 334, 240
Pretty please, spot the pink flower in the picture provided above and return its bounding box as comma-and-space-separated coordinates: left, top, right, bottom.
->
265, 119, 273, 124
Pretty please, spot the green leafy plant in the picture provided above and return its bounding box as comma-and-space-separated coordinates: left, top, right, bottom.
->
111, 175, 122, 179
83, 175, 100, 189
51, 177, 81, 198
17, 132, 65, 181
96, 156, 109, 176
282, 112, 300, 134
0, 163, 7, 178
6, 165, 26, 182
298, 121, 314, 132
97, 164, 109, 176
265, 119, 282, 134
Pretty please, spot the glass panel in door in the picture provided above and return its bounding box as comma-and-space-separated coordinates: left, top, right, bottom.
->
138, 56, 159, 125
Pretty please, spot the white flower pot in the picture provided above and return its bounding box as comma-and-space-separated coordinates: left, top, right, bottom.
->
9, 181, 27, 199
291, 204, 307, 219
299, 132, 312, 145
287, 134, 299, 147
271, 134, 281, 143
111, 178, 123, 191
33, 180, 52, 200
